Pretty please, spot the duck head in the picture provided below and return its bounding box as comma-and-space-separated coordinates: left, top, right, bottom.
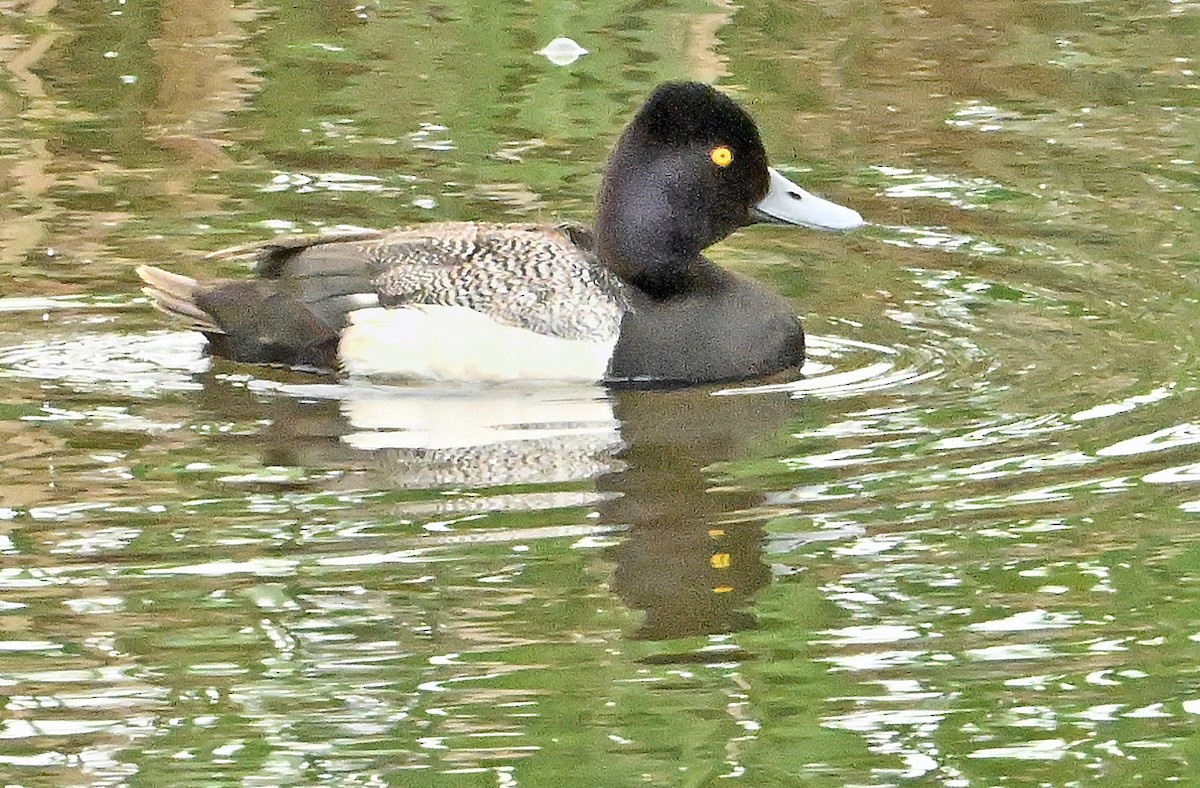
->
595, 82, 864, 300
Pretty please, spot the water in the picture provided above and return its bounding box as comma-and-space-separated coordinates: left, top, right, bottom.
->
1, 1, 1199, 785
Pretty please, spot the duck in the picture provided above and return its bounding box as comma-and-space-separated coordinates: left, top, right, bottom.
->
137, 81, 864, 386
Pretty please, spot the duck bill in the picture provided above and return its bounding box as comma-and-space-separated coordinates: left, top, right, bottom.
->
752, 167, 865, 231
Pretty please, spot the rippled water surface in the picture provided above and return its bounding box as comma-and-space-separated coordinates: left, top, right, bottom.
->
1, 1, 1199, 785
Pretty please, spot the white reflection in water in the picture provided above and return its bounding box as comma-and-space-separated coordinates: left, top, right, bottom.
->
783, 447, 875, 470
873, 165, 1015, 210
0, 640, 64, 653
336, 384, 617, 450
317, 523, 618, 567
872, 679, 941, 701
22, 404, 183, 434
1076, 704, 1124, 722
824, 708, 950, 732
821, 707, 947, 780
254, 380, 624, 489
0, 752, 67, 767
409, 121, 454, 151
143, 558, 298, 577
1144, 462, 1200, 483
932, 414, 1073, 452
722, 335, 944, 401
968, 739, 1068, 760
881, 226, 1006, 254
1004, 706, 1057, 730
0, 295, 95, 313
0, 717, 155, 739
823, 651, 932, 671
966, 644, 1058, 661
27, 501, 112, 521
967, 609, 1080, 633
1071, 384, 1174, 421
818, 624, 922, 645
951, 451, 1094, 480
945, 101, 1025, 131
833, 534, 908, 557
51, 528, 140, 556
63, 597, 124, 614
0, 330, 207, 396
948, 477, 1132, 511
794, 406, 928, 441
1097, 422, 1200, 456
6, 686, 163, 711
261, 171, 396, 194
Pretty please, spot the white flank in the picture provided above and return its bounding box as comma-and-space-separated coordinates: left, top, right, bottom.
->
338, 305, 616, 383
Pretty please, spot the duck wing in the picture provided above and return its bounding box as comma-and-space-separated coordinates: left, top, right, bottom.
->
138, 222, 627, 370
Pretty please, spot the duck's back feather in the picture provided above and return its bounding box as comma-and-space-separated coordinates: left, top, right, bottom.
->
138, 222, 628, 373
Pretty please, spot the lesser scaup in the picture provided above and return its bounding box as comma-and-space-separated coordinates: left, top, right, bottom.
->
137, 82, 863, 385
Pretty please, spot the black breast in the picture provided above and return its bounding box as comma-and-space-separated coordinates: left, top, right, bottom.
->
607, 266, 804, 385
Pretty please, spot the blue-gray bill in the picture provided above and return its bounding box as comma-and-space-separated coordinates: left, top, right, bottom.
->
752, 167, 866, 231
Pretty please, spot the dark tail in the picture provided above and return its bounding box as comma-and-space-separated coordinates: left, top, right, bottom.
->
136, 265, 339, 370
137, 265, 223, 333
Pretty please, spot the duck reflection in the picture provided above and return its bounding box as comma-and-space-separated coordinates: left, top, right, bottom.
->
196, 371, 795, 640
599, 389, 788, 640
196, 374, 624, 488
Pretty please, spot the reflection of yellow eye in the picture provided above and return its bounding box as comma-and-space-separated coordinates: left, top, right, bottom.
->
710, 145, 733, 167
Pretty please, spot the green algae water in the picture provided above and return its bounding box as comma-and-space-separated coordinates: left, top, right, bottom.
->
1, 1, 1199, 784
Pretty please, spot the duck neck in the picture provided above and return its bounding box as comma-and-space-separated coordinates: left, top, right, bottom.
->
595, 153, 712, 301
596, 220, 705, 301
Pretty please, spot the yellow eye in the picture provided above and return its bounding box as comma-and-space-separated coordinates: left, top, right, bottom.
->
710, 145, 733, 167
